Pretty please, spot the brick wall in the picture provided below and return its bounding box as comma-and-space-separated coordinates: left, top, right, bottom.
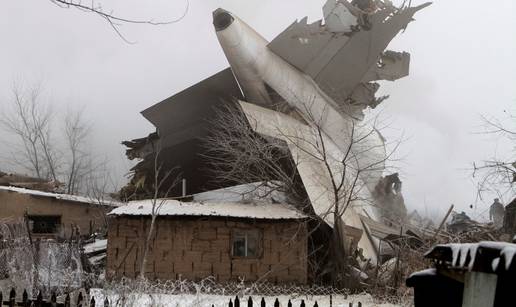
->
106, 216, 308, 284
0, 190, 112, 238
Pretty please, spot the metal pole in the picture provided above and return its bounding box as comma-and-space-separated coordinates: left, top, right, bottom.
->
433, 204, 454, 240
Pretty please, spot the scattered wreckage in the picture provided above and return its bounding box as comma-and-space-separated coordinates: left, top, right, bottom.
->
121, 0, 430, 283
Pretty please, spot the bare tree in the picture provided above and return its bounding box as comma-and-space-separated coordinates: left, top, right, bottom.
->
80, 163, 120, 235
49, 0, 189, 43
0, 83, 58, 181
473, 110, 516, 200
139, 142, 181, 279
63, 108, 92, 194
203, 101, 400, 286
1, 81, 111, 196
203, 103, 305, 204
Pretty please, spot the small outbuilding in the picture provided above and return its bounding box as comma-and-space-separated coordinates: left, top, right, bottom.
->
106, 200, 308, 284
0, 186, 120, 238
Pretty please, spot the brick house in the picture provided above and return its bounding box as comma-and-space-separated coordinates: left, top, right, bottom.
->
106, 200, 308, 284
0, 186, 120, 238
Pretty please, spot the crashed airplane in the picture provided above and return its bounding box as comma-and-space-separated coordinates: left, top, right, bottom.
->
122, 0, 430, 265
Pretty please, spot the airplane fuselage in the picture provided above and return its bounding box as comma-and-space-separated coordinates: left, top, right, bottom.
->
214, 9, 385, 194
215, 10, 356, 153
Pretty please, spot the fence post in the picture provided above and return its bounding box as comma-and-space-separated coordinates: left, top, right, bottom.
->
260, 297, 265, 307
349, 303, 352, 307
64, 294, 70, 307
90, 296, 95, 307
50, 292, 57, 307
274, 298, 279, 307
300, 299, 305, 307
330, 295, 332, 307
287, 299, 292, 307
77, 292, 84, 307
22, 289, 28, 307
35, 291, 43, 307
358, 302, 362, 307
313, 302, 318, 307
248, 296, 253, 307
0, 291, 2, 307
9, 288, 15, 307
235, 296, 240, 307
104, 297, 109, 307
229, 298, 233, 307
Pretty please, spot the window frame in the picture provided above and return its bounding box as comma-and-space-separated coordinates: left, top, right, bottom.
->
230, 228, 263, 259
27, 215, 62, 234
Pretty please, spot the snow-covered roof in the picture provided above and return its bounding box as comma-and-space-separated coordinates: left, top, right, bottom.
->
0, 186, 123, 207
108, 199, 307, 220
425, 241, 516, 273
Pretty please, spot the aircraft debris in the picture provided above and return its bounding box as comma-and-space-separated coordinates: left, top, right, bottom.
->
123, 0, 430, 269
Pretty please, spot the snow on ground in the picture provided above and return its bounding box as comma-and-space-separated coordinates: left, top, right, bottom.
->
90, 290, 402, 307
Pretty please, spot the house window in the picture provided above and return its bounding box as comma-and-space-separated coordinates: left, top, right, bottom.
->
231, 229, 262, 258
28, 215, 61, 234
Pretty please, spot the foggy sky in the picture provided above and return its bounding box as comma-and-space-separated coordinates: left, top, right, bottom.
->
1, 0, 515, 220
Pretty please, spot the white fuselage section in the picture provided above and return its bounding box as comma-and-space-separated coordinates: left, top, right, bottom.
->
217, 16, 352, 148
216, 14, 384, 192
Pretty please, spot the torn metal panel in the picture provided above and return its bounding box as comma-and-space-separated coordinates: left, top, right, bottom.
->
267, 19, 341, 74
313, 3, 430, 105
345, 82, 384, 109
362, 51, 411, 82
323, 0, 358, 33
267, 2, 429, 112
122, 132, 159, 160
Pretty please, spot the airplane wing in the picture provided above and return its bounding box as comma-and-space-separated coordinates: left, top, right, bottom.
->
268, 1, 430, 110
238, 100, 380, 263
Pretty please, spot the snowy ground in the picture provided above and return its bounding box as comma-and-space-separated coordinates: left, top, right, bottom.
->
90, 290, 403, 307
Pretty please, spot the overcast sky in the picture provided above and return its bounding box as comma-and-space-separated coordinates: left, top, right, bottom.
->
1, 0, 515, 220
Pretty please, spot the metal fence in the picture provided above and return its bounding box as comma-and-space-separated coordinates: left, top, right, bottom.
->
0, 289, 362, 307
0, 288, 88, 307
1, 289, 365, 307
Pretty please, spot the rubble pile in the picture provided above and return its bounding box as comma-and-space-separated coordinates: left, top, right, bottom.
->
355, 198, 516, 299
